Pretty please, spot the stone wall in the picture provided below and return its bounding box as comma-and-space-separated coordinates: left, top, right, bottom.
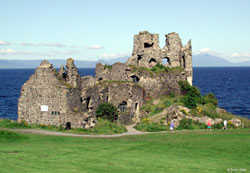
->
126, 31, 192, 85
18, 30, 193, 128
18, 60, 94, 128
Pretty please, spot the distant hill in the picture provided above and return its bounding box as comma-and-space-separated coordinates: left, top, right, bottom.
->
1, 55, 250, 68
0, 57, 128, 68
193, 54, 250, 67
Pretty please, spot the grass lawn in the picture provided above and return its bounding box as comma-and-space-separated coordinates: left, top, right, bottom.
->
0, 129, 250, 172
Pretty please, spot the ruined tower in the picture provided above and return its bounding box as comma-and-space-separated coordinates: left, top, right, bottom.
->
126, 31, 192, 85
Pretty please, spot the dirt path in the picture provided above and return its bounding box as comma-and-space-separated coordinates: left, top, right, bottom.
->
2, 125, 209, 138
1, 124, 151, 138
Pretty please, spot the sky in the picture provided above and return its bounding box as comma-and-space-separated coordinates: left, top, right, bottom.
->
0, 0, 250, 62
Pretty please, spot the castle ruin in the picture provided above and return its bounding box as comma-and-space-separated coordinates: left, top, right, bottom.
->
18, 31, 192, 128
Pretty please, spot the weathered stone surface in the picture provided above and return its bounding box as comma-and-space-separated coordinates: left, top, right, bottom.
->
231, 118, 241, 127
18, 31, 193, 128
18, 59, 95, 128
126, 31, 192, 85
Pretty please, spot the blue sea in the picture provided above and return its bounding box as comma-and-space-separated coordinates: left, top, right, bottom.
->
0, 67, 250, 120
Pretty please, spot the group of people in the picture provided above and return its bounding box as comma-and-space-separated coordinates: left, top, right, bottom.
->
169, 119, 228, 132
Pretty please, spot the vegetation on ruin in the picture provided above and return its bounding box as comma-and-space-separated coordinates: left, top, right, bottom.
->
129, 64, 184, 77
53, 69, 73, 89
104, 64, 112, 70
96, 102, 119, 122
95, 80, 142, 89
1, 129, 250, 172
0, 119, 127, 135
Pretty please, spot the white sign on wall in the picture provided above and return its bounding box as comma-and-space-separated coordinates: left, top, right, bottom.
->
41, 105, 49, 112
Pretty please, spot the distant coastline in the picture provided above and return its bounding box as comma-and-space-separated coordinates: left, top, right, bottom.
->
1, 54, 250, 68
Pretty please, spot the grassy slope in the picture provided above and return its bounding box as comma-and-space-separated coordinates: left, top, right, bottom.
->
0, 130, 250, 173
0, 119, 127, 135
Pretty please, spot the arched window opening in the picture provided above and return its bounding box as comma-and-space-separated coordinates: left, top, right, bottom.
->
144, 42, 154, 48
182, 55, 186, 68
86, 97, 91, 110
137, 55, 142, 63
119, 101, 127, 113
163, 57, 171, 66
130, 75, 140, 83
149, 58, 157, 67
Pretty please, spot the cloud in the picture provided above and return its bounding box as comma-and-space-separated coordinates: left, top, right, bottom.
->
21, 42, 66, 48
86, 44, 104, 49
0, 49, 80, 56
231, 52, 250, 57
0, 40, 10, 46
199, 48, 212, 54
101, 53, 129, 59
195, 48, 225, 57
0, 49, 16, 54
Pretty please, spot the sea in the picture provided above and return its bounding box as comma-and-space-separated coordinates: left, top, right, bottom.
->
0, 67, 250, 120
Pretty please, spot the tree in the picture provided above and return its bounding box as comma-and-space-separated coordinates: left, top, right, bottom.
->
96, 102, 118, 122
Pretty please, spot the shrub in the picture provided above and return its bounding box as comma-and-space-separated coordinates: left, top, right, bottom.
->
96, 102, 118, 122
213, 123, 224, 129
135, 122, 167, 132
179, 80, 202, 109
169, 91, 175, 98
151, 63, 169, 72
104, 64, 112, 70
179, 80, 191, 95
142, 118, 151, 124
181, 95, 197, 109
203, 93, 218, 106
177, 118, 194, 130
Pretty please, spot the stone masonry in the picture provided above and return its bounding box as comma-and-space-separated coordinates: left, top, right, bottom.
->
18, 31, 193, 128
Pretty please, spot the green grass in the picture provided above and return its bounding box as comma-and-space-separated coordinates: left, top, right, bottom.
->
135, 122, 168, 132
0, 129, 249, 172
141, 96, 183, 117
0, 119, 127, 135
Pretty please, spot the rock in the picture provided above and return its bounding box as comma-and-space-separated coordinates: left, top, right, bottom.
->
214, 118, 223, 124
231, 118, 241, 127
149, 105, 190, 127
198, 116, 213, 125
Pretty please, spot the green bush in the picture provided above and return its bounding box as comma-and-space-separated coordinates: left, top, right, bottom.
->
212, 123, 224, 129
151, 63, 169, 72
179, 80, 202, 109
96, 102, 118, 122
181, 95, 197, 109
104, 64, 112, 70
177, 118, 194, 130
67, 119, 127, 134
203, 93, 218, 106
135, 122, 167, 132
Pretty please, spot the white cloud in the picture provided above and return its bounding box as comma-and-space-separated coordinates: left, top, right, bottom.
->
101, 53, 129, 59
195, 48, 225, 57
0, 40, 10, 46
231, 52, 250, 57
0, 49, 79, 56
0, 49, 16, 54
21, 42, 66, 48
199, 48, 212, 54
86, 44, 104, 49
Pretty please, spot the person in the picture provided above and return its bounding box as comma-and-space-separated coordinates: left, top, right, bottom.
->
223, 119, 227, 130
207, 120, 212, 131
170, 120, 174, 132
